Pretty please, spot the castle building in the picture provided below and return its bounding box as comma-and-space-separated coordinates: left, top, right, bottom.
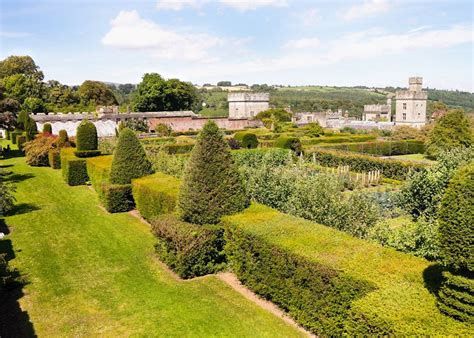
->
228, 92, 269, 119
363, 96, 392, 122
395, 77, 427, 128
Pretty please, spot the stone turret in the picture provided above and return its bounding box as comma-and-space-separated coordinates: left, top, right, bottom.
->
395, 77, 427, 128
228, 92, 270, 119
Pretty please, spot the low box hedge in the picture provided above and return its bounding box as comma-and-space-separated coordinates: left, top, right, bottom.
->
48, 149, 61, 169
305, 148, 427, 180
74, 150, 102, 158
16, 135, 27, 151
317, 140, 425, 156
301, 134, 377, 146
60, 147, 89, 186
151, 213, 226, 279
234, 132, 259, 149
222, 203, 472, 336
86, 155, 134, 213
10, 131, 22, 145
131, 172, 181, 221
274, 136, 302, 154
162, 143, 195, 154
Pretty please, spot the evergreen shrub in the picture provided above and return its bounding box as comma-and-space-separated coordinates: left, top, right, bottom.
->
48, 149, 61, 169
43, 123, 52, 134
75, 120, 98, 156
57, 129, 69, 147
10, 131, 22, 144
24, 116, 38, 141
151, 214, 226, 278
109, 128, 153, 184
318, 140, 425, 156
61, 147, 89, 186
6, 130, 10, 140
162, 143, 195, 154
234, 132, 258, 149
132, 172, 180, 221
275, 136, 302, 154
16, 135, 27, 151
178, 120, 249, 225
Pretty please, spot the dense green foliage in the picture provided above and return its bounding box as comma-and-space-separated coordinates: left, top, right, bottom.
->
23, 134, 56, 166
307, 148, 426, 180
151, 214, 226, 278
425, 110, 473, 159
109, 128, 153, 184
48, 149, 61, 169
399, 147, 473, 219
178, 121, 249, 224
437, 271, 474, 322
255, 108, 291, 122
223, 204, 472, 335
60, 147, 89, 186
133, 73, 198, 112
57, 129, 69, 147
0, 171, 16, 216
42, 123, 52, 134
24, 116, 38, 140
233, 132, 258, 149
78, 80, 117, 106
274, 136, 302, 154
9, 131, 22, 144
318, 140, 425, 156
438, 163, 473, 272
132, 173, 180, 221
16, 134, 26, 151
75, 120, 98, 152
304, 122, 324, 137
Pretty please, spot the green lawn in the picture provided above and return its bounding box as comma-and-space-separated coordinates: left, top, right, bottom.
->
0, 156, 303, 337
387, 153, 436, 164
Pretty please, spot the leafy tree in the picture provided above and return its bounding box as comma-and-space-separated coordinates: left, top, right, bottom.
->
121, 119, 148, 132
305, 122, 324, 137
0, 112, 17, 130
425, 110, 473, 159
78, 80, 117, 106
22, 97, 47, 113
109, 128, 153, 184
0, 55, 44, 80
178, 120, 249, 225
255, 108, 291, 122
217, 81, 231, 86
0, 98, 20, 113
1, 74, 44, 103
76, 120, 98, 151
133, 73, 198, 112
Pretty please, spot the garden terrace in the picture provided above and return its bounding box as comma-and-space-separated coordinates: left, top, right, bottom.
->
223, 203, 472, 336
0, 156, 303, 337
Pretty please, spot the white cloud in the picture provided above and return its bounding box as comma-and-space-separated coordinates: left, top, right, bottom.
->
341, 0, 391, 21
0, 31, 31, 38
283, 37, 320, 49
102, 10, 222, 61
156, 0, 207, 11
299, 8, 321, 26
218, 0, 287, 11
155, 0, 287, 11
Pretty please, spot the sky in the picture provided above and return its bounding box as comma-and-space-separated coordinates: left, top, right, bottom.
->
1, 0, 473, 91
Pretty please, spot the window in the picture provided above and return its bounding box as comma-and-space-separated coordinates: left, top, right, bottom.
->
403, 113, 406, 120
403, 103, 407, 110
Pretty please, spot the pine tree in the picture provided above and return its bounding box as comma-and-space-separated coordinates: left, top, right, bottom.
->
178, 120, 249, 225
109, 128, 154, 184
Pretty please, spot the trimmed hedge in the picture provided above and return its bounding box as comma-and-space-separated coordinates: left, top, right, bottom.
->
234, 132, 258, 149
16, 135, 27, 151
76, 120, 98, 151
86, 155, 134, 213
222, 203, 473, 336
171, 130, 200, 136
274, 136, 302, 154
74, 150, 101, 158
162, 143, 195, 154
10, 131, 22, 145
43, 123, 52, 134
301, 134, 377, 146
306, 148, 427, 180
151, 214, 226, 279
48, 149, 61, 169
437, 271, 474, 323
317, 140, 425, 156
132, 172, 181, 221
60, 147, 89, 186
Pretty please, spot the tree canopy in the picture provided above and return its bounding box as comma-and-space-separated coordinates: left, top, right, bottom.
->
133, 73, 198, 112
255, 108, 292, 122
78, 80, 117, 106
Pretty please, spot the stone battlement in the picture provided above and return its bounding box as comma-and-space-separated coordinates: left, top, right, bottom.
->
227, 92, 270, 102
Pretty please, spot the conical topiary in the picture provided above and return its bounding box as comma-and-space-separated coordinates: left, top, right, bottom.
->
57, 129, 69, 147
178, 120, 249, 225
437, 163, 474, 322
43, 123, 52, 134
109, 128, 154, 184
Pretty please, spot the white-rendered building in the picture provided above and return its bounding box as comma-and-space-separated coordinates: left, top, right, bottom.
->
228, 92, 269, 119
395, 77, 427, 128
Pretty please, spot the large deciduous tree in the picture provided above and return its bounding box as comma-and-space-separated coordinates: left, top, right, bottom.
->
78, 80, 118, 106
133, 73, 198, 112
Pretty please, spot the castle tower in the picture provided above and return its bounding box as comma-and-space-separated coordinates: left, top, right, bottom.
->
395, 77, 427, 128
228, 92, 269, 119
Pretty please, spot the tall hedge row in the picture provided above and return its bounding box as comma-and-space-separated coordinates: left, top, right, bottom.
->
317, 140, 425, 156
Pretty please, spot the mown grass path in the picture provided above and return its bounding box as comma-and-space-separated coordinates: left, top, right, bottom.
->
1, 156, 303, 337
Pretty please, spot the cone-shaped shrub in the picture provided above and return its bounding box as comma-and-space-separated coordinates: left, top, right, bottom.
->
437, 163, 474, 322
76, 120, 98, 151
57, 129, 69, 147
178, 120, 249, 225
24, 116, 38, 141
43, 123, 52, 134
109, 128, 154, 184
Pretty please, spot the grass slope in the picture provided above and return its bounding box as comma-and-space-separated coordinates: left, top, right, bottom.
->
1, 156, 303, 337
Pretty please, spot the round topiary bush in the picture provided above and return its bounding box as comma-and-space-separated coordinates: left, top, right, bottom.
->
178, 120, 249, 225
109, 128, 154, 184
43, 123, 52, 134
76, 120, 98, 151
275, 136, 302, 155
234, 132, 258, 149
437, 163, 474, 322
75, 120, 99, 157
57, 129, 69, 147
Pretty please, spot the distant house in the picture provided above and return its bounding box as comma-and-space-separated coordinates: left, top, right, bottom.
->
363, 97, 392, 122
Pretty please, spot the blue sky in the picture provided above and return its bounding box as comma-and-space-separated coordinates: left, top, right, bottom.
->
1, 0, 473, 91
